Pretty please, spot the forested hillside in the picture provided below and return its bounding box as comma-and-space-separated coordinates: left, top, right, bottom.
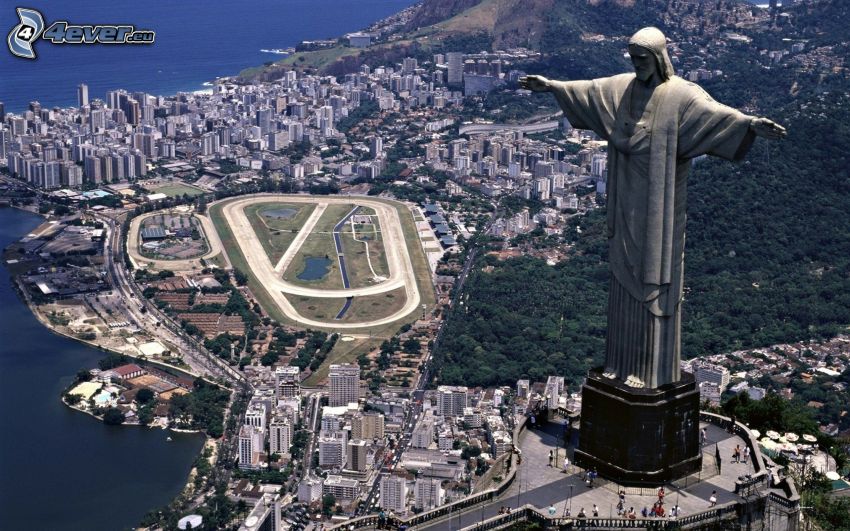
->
437, 84, 850, 389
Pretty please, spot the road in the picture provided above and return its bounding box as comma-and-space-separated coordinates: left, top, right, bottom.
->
357, 212, 495, 514
293, 391, 324, 489
96, 211, 245, 385
216, 194, 422, 329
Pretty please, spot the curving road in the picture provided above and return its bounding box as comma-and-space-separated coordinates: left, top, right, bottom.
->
215, 195, 422, 329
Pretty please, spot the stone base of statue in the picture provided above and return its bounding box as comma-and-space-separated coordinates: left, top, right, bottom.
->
575, 369, 701, 486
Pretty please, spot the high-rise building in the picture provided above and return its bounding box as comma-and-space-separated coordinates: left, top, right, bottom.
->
321, 414, 341, 434
436, 386, 468, 417
238, 425, 264, 470
369, 135, 383, 159
84, 155, 102, 183
351, 412, 385, 441
244, 401, 268, 433
693, 362, 731, 392
545, 376, 564, 409
0, 128, 7, 160
402, 57, 418, 74
446, 52, 464, 85
298, 477, 323, 503
380, 475, 408, 513
319, 432, 347, 469
414, 478, 444, 510
329, 364, 360, 407
275, 366, 301, 400
269, 415, 292, 456
77, 84, 89, 107
346, 439, 368, 472
256, 107, 272, 135
411, 416, 435, 449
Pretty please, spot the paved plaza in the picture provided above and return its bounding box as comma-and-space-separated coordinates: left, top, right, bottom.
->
420, 419, 757, 531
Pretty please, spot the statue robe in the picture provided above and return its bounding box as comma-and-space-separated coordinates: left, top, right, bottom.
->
550, 73, 755, 388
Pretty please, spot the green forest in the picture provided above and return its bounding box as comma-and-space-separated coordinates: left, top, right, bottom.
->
436, 88, 850, 388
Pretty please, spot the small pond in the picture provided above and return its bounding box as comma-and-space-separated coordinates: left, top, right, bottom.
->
262, 207, 298, 219
297, 256, 332, 281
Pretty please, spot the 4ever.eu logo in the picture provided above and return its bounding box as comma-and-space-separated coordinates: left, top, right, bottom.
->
7, 7, 155, 59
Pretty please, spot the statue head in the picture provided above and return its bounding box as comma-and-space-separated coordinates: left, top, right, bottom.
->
628, 27, 675, 82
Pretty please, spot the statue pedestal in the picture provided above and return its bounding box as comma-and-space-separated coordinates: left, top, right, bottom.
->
575, 369, 701, 486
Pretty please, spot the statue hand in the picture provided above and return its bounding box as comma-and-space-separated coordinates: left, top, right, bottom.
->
519, 75, 551, 92
750, 117, 787, 140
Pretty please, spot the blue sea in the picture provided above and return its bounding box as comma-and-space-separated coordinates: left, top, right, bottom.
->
1, 0, 417, 113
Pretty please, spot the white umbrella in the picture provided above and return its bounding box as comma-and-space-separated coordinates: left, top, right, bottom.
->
825, 471, 841, 481
785, 433, 799, 442
750, 429, 761, 439
766, 430, 781, 440
802, 434, 818, 443
779, 443, 798, 454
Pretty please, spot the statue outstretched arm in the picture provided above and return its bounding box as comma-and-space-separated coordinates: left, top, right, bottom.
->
519, 75, 552, 92
749, 117, 787, 140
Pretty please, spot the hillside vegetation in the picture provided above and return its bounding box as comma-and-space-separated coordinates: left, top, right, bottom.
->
437, 89, 850, 388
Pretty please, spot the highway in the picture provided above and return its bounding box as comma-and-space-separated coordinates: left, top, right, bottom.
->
96, 211, 246, 386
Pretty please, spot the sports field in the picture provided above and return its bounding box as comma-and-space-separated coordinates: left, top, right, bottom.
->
208, 194, 435, 334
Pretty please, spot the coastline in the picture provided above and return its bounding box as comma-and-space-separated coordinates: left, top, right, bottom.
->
9, 272, 201, 381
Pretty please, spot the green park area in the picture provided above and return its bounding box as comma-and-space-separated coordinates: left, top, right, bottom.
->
282, 232, 343, 290
244, 202, 317, 264
151, 183, 206, 198
284, 286, 408, 326
338, 226, 389, 284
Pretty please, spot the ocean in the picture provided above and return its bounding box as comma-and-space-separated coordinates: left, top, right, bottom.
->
0, 0, 417, 113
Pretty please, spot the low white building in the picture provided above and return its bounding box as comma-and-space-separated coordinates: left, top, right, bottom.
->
298, 477, 322, 503
323, 475, 359, 500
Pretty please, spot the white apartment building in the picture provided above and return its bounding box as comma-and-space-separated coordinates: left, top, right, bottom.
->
436, 386, 468, 417
319, 432, 348, 469
694, 362, 731, 392
414, 478, 444, 511
238, 425, 265, 470
323, 475, 359, 500
380, 475, 408, 513
244, 401, 268, 432
329, 364, 360, 407
298, 477, 323, 503
269, 416, 292, 456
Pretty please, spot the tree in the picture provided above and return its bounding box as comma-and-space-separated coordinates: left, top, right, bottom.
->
233, 268, 249, 286
65, 393, 83, 405
136, 388, 155, 404
103, 408, 126, 425
322, 494, 336, 517
98, 353, 130, 370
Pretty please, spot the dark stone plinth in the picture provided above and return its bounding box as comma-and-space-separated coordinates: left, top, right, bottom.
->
574, 369, 701, 486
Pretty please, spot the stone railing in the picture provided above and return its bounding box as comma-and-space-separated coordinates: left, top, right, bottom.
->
698, 411, 769, 494
328, 416, 529, 531
460, 502, 739, 531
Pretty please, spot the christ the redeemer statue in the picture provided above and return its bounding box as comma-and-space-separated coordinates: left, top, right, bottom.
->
521, 27, 786, 389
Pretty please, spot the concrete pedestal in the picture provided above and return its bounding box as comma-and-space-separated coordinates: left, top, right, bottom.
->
575, 369, 701, 486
